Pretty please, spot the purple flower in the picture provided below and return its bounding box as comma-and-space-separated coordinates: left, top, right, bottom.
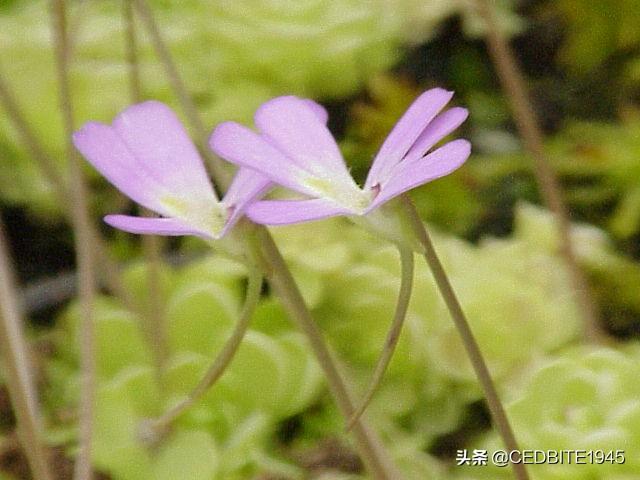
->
208, 89, 470, 225
73, 101, 269, 240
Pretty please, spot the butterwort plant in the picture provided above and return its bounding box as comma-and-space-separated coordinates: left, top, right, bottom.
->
209, 88, 470, 414
72, 100, 403, 479
210, 89, 530, 479
73, 93, 526, 479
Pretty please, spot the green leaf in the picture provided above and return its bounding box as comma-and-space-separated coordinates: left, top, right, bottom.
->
94, 311, 153, 379
153, 430, 218, 480
220, 331, 288, 413
93, 368, 158, 479
166, 282, 239, 355
274, 333, 323, 416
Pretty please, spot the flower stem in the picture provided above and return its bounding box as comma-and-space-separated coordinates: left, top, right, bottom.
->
0, 67, 66, 202
144, 267, 262, 439
474, 0, 604, 344
0, 66, 129, 309
401, 196, 529, 480
0, 220, 54, 480
123, 0, 168, 381
131, 3, 400, 473
346, 247, 414, 431
123, 0, 143, 102
49, 1, 97, 479
132, 0, 232, 188
254, 228, 402, 480
137, 223, 168, 380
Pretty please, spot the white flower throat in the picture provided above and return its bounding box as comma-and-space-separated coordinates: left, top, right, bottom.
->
303, 173, 373, 214
161, 195, 227, 237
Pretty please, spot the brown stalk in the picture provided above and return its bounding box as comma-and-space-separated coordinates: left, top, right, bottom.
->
0, 219, 53, 480
131, 0, 232, 189
474, 0, 603, 343
123, 0, 168, 379
0, 68, 67, 203
0, 65, 133, 312
49, 1, 97, 478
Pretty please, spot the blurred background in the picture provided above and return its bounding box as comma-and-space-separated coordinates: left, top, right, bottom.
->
1, 0, 640, 479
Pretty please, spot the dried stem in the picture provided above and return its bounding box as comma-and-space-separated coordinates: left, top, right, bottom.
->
133, 3, 400, 476
136, 219, 168, 377
132, 0, 232, 188
49, 1, 97, 479
0, 64, 132, 312
0, 68, 67, 202
138, 226, 168, 377
474, 0, 603, 343
402, 196, 529, 480
0, 220, 53, 480
346, 247, 414, 431
123, 0, 168, 379
123, 0, 143, 102
144, 267, 262, 439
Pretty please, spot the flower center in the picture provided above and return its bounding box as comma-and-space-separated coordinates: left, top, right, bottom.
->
161, 195, 227, 237
304, 176, 372, 214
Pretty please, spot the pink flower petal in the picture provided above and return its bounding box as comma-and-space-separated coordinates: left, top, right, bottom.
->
404, 107, 469, 162
365, 88, 454, 189
74, 101, 219, 218
223, 168, 271, 209
104, 214, 213, 239
112, 101, 217, 202
220, 168, 271, 235
246, 199, 352, 225
73, 122, 174, 216
368, 139, 471, 210
300, 99, 329, 124
209, 121, 315, 196
254, 96, 352, 180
